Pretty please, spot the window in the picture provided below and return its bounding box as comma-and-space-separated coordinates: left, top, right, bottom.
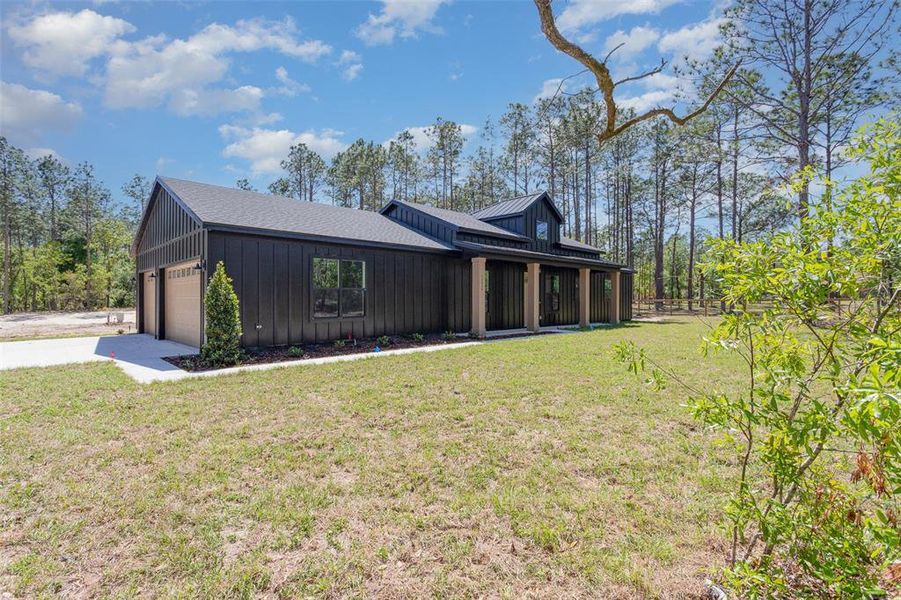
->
312, 257, 366, 318
536, 220, 549, 241
547, 273, 561, 312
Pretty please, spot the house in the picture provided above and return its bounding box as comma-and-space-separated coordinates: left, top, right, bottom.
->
132, 177, 633, 348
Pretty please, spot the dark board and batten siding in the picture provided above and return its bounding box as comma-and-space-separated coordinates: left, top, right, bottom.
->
482, 196, 561, 254
486, 261, 525, 330
590, 271, 610, 323
620, 272, 634, 321
135, 187, 205, 338
136, 188, 204, 272
455, 232, 525, 249
206, 231, 471, 346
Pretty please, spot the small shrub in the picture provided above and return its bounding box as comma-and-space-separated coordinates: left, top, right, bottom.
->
333, 339, 345, 348
117, 328, 125, 335
442, 330, 455, 340
201, 262, 242, 367
411, 332, 424, 343
377, 335, 391, 347
287, 346, 303, 357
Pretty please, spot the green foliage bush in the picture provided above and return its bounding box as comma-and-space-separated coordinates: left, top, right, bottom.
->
616, 117, 900, 598
201, 262, 242, 367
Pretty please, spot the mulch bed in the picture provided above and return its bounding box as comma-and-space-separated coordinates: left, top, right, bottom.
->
163, 333, 475, 372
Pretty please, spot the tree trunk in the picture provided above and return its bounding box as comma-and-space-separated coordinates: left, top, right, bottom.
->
797, 0, 813, 219
687, 168, 698, 311
732, 107, 739, 240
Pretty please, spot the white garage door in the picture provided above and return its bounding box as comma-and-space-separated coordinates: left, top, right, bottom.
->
143, 271, 156, 336
164, 261, 202, 348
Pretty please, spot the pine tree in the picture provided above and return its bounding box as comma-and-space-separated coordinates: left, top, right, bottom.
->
202, 261, 242, 367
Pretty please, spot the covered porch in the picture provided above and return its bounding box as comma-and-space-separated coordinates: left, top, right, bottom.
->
461, 243, 623, 338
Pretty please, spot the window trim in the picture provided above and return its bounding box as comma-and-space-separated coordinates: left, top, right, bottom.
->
311, 256, 367, 320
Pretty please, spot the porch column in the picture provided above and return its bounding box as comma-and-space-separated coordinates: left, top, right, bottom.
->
579, 267, 590, 328
470, 257, 487, 337
525, 262, 541, 332
610, 270, 621, 325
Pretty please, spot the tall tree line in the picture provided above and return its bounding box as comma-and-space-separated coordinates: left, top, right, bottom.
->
3, 0, 892, 314
0, 138, 142, 313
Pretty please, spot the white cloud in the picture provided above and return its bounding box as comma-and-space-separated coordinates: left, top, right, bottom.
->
24, 147, 63, 161
557, 0, 682, 32
219, 125, 347, 174
104, 18, 330, 114
618, 89, 674, 113
272, 66, 311, 96
384, 123, 478, 154
6, 9, 134, 77
658, 18, 725, 62
8, 11, 331, 118
533, 77, 567, 103
603, 25, 660, 60
0, 82, 83, 144
249, 112, 284, 126
338, 50, 362, 64
342, 63, 364, 81
356, 0, 449, 46
336, 50, 363, 81
168, 85, 264, 117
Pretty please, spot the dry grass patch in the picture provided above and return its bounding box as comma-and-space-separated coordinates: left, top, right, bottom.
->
1, 317, 741, 598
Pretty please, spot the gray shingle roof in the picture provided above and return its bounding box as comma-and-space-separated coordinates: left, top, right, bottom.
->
387, 200, 528, 241
157, 177, 454, 252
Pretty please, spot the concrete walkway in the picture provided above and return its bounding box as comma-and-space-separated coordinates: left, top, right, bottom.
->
0, 334, 198, 383
1, 327, 577, 384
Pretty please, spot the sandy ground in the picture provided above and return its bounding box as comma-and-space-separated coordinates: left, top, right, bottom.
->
0, 309, 136, 340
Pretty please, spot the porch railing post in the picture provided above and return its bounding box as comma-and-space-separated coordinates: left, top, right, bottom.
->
470, 257, 487, 338
579, 267, 590, 328
525, 262, 541, 332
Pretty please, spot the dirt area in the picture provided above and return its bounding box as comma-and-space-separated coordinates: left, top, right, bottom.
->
0, 309, 137, 340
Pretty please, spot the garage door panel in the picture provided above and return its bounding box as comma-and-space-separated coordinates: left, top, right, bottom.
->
164, 261, 201, 347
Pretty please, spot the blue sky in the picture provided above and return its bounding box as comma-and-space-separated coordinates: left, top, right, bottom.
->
1, 0, 724, 205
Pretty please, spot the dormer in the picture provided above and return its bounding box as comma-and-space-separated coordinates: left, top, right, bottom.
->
472, 191, 563, 251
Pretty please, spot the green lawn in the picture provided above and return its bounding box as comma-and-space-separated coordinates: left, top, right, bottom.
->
1, 317, 742, 598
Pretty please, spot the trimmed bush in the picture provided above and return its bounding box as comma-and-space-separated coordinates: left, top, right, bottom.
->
201, 261, 242, 367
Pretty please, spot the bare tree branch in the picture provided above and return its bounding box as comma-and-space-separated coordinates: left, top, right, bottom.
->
614, 60, 667, 87
534, 0, 739, 144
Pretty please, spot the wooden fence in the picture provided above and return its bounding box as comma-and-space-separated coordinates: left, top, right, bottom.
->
632, 297, 854, 318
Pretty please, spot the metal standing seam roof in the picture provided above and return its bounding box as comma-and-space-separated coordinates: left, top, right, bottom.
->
558, 237, 604, 253
471, 193, 544, 219
156, 177, 455, 252
386, 199, 529, 241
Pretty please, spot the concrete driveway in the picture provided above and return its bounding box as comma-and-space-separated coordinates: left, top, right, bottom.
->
0, 334, 198, 383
